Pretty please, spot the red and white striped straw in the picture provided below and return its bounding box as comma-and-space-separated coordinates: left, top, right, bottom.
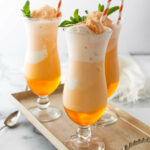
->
117, 0, 124, 24
100, 0, 112, 23
56, 0, 62, 17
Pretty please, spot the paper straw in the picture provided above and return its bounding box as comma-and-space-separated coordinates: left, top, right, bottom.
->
100, 0, 112, 23
56, 0, 62, 17
117, 0, 124, 24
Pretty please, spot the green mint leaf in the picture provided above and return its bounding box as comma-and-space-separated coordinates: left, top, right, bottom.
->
81, 16, 87, 22
21, 0, 31, 18
107, 6, 119, 16
70, 16, 78, 23
59, 9, 87, 28
59, 20, 74, 27
70, 16, 75, 22
101, 5, 104, 12
85, 10, 89, 14
98, 4, 102, 12
79, 15, 87, 22
98, 4, 104, 12
62, 25, 73, 27
78, 16, 82, 22
74, 9, 79, 21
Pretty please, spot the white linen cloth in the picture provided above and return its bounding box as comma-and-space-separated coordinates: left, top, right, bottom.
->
111, 55, 150, 103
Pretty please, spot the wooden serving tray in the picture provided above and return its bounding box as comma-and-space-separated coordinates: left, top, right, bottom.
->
11, 84, 150, 150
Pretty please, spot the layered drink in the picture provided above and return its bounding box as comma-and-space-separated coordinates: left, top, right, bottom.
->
87, 10, 121, 126
105, 24, 121, 97
24, 5, 61, 96
87, 11, 121, 98
23, 2, 61, 122
63, 19, 112, 126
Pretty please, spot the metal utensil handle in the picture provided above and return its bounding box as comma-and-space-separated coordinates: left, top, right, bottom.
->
0, 85, 28, 131
0, 125, 6, 131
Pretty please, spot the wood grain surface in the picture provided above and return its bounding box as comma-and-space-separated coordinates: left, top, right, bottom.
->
11, 84, 150, 150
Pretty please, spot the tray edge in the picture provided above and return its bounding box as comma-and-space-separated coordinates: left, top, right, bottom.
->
10, 93, 69, 150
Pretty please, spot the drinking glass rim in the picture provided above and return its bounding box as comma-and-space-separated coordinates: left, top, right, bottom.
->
24, 16, 61, 24
110, 22, 122, 33
111, 18, 124, 28
63, 25, 112, 37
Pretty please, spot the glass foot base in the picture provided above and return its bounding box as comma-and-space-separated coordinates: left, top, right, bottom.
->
30, 107, 61, 122
64, 136, 105, 150
95, 110, 118, 127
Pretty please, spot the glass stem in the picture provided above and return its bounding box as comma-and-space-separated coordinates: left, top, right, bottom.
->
76, 126, 91, 143
37, 95, 50, 110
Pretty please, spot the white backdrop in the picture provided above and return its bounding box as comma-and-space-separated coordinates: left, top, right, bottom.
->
0, 0, 150, 69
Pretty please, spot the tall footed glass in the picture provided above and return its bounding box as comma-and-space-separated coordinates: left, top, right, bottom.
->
24, 18, 61, 122
97, 23, 121, 126
63, 26, 112, 150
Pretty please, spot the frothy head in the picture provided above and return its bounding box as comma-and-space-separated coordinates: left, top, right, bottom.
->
85, 19, 105, 34
65, 24, 112, 63
87, 11, 113, 29
31, 5, 57, 19
66, 24, 94, 34
68, 16, 106, 34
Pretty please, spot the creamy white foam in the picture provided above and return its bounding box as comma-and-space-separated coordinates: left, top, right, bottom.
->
66, 24, 95, 34
25, 49, 48, 64
65, 24, 112, 63
67, 78, 78, 90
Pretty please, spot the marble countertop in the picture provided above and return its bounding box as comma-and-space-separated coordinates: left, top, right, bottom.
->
0, 53, 150, 150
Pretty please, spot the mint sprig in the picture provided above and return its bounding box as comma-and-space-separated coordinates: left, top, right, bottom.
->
74, 9, 79, 22
98, 4, 104, 12
85, 10, 89, 14
59, 9, 87, 27
98, 3, 119, 16
107, 6, 120, 16
59, 20, 74, 27
21, 0, 31, 18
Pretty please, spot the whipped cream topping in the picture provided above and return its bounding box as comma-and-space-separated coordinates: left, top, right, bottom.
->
25, 49, 48, 64
31, 5, 57, 19
67, 79, 78, 90
66, 24, 94, 34
87, 11, 113, 28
